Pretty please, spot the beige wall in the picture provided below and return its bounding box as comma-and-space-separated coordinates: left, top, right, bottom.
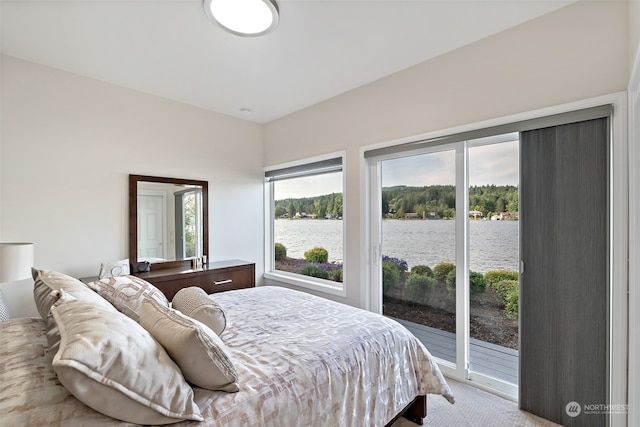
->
263, 1, 629, 307
0, 55, 264, 316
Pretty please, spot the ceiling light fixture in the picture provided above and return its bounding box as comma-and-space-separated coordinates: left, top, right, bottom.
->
203, 0, 279, 37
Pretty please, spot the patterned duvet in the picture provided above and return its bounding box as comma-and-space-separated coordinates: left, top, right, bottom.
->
0, 286, 453, 426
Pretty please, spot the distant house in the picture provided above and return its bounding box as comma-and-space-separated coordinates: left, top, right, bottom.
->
490, 211, 519, 220
502, 211, 519, 220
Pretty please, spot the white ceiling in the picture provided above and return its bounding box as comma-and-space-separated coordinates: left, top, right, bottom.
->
1, 0, 574, 124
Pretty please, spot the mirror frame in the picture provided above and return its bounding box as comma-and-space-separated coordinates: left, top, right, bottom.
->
129, 174, 209, 271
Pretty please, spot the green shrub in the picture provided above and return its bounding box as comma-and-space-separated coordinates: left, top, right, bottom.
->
446, 268, 456, 287
382, 261, 401, 293
299, 264, 329, 280
434, 262, 455, 282
330, 268, 343, 282
493, 280, 518, 301
504, 288, 519, 319
485, 269, 519, 288
405, 273, 435, 305
445, 268, 486, 295
411, 265, 433, 277
382, 256, 408, 272
304, 247, 329, 263
274, 242, 287, 261
469, 271, 487, 295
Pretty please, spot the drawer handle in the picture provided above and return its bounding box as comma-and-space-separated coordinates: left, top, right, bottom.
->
214, 279, 233, 285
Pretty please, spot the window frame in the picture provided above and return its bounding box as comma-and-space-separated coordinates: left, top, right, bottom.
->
264, 151, 347, 297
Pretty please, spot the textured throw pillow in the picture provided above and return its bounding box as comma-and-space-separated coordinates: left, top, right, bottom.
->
32, 268, 116, 320
86, 275, 169, 322
172, 286, 227, 335
50, 291, 203, 425
140, 298, 239, 392
98, 258, 131, 279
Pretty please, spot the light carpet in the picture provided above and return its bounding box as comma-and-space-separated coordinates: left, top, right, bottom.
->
392, 378, 561, 427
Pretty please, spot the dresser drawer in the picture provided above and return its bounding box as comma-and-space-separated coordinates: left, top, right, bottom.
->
133, 260, 255, 300
182, 268, 254, 294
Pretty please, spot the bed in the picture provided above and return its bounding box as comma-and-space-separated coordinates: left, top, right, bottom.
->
0, 269, 454, 426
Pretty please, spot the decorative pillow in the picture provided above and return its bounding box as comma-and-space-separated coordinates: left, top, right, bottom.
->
140, 298, 239, 392
50, 291, 203, 425
172, 286, 227, 335
32, 268, 116, 320
86, 275, 169, 322
98, 258, 130, 279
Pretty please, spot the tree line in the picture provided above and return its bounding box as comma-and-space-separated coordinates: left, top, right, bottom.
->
274, 185, 518, 219
383, 184, 518, 219
275, 193, 343, 219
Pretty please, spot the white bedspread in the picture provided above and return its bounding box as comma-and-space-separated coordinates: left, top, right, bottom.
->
0, 286, 453, 426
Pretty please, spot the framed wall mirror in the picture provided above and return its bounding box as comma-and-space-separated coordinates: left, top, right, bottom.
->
129, 174, 208, 270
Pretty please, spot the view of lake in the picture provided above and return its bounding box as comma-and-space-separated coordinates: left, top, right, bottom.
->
274, 219, 519, 273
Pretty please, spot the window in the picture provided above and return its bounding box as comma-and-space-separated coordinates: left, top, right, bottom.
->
264, 154, 345, 295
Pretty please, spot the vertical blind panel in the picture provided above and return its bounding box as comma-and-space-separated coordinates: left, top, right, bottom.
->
265, 157, 342, 182
519, 117, 609, 427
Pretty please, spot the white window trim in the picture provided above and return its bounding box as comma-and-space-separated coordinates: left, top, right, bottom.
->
264, 151, 347, 298
361, 92, 628, 423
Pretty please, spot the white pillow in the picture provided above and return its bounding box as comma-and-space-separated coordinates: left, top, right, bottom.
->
50, 291, 203, 425
86, 275, 169, 322
140, 298, 239, 392
172, 286, 227, 335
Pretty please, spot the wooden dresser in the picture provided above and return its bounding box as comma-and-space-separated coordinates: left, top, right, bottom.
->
82, 259, 255, 301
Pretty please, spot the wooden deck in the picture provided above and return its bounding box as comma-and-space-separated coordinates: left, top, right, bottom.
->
391, 317, 519, 385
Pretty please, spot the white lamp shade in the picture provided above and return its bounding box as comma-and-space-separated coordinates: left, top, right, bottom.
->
0, 243, 34, 282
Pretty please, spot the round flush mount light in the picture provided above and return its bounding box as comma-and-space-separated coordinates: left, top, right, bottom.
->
204, 0, 279, 37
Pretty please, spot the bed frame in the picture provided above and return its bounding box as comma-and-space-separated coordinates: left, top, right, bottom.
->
384, 395, 427, 426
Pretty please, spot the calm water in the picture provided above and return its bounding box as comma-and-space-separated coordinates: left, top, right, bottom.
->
274, 219, 519, 273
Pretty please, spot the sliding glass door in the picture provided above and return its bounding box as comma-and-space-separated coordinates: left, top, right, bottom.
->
367, 104, 620, 424
374, 135, 520, 395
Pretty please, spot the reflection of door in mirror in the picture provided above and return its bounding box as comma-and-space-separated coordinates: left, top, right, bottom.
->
138, 190, 167, 262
